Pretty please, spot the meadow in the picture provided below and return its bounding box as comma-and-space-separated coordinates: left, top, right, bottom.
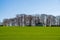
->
0, 26, 60, 40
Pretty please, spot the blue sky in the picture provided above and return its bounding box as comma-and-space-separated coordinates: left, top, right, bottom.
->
0, 0, 60, 22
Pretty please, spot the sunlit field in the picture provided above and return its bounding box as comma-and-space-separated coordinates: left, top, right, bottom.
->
0, 26, 60, 40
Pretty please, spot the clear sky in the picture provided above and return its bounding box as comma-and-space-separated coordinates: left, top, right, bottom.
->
0, 0, 60, 22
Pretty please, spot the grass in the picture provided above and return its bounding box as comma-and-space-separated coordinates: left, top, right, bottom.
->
0, 26, 60, 40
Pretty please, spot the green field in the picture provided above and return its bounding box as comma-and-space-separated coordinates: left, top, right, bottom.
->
0, 26, 60, 40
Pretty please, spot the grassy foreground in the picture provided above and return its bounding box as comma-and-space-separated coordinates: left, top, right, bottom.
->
0, 26, 60, 40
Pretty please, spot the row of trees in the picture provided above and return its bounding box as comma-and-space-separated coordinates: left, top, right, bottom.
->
2, 14, 60, 27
